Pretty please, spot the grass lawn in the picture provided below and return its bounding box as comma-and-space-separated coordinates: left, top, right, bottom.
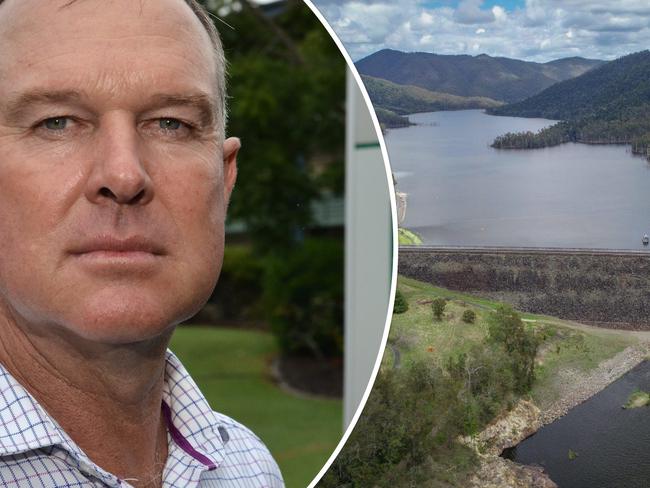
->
398, 228, 423, 245
170, 326, 342, 488
392, 276, 638, 406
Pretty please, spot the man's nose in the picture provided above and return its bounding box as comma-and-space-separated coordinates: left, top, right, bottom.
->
85, 114, 153, 206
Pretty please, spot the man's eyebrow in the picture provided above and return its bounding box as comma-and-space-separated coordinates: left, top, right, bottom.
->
3, 90, 84, 121
2, 90, 217, 127
147, 93, 217, 127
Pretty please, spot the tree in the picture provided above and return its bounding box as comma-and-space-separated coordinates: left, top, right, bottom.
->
207, 0, 346, 253
432, 298, 447, 321
487, 305, 538, 393
462, 309, 476, 323
393, 289, 408, 314
199, 1, 346, 358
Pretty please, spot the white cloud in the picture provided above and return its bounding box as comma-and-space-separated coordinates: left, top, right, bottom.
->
310, 0, 650, 62
419, 11, 434, 26
492, 6, 507, 22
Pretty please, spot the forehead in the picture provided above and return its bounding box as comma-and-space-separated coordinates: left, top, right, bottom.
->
0, 0, 217, 103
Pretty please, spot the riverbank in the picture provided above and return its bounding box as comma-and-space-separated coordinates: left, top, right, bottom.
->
462, 400, 557, 487
463, 342, 650, 487
389, 276, 648, 486
538, 343, 649, 425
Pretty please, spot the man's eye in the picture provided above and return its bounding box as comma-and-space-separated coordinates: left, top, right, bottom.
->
42, 117, 69, 130
159, 118, 183, 130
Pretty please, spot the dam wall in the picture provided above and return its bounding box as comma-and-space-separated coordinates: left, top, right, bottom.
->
399, 246, 650, 329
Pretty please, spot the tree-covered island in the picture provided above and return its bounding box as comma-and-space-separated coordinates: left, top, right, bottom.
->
489, 50, 650, 159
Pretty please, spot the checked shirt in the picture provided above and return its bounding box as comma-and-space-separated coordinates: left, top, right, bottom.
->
0, 351, 284, 487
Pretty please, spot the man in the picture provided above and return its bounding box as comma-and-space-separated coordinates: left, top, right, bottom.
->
0, 0, 283, 486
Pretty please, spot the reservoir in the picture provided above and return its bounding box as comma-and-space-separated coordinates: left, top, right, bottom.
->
386, 109, 650, 249
503, 361, 650, 488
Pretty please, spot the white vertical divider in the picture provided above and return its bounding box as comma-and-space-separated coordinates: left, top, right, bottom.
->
344, 67, 392, 427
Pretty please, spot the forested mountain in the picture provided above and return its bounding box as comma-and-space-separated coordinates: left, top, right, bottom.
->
356, 49, 602, 103
363, 75, 502, 128
489, 50, 650, 158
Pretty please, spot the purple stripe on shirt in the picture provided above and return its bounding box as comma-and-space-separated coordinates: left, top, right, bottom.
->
161, 401, 217, 471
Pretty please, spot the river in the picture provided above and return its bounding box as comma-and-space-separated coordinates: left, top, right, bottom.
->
502, 361, 650, 488
386, 109, 650, 249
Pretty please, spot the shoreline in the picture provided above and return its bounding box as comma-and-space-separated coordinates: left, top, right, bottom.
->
466, 342, 649, 487
538, 343, 649, 425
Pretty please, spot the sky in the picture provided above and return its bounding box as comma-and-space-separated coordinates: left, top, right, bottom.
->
309, 0, 650, 62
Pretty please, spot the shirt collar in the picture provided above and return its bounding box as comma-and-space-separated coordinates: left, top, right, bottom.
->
0, 350, 227, 472
161, 350, 226, 471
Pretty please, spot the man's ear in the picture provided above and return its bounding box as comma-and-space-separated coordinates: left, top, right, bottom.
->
222, 137, 240, 204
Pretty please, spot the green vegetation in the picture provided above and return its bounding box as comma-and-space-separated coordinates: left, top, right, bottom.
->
393, 289, 409, 314
623, 390, 650, 409
319, 276, 639, 487
490, 50, 650, 158
374, 107, 412, 130
398, 227, 423, 245
194, 1, 345, 360
530, 326, 634, 409
205, 239, 344, 359
207, 245, 265, 323
363, 75, 501, 127
568, 449, 578, 460
222, 1, 346, 252
318, 362, 478, 488
432, 297, 447, 320
170, 326, 342, 488
487, 305, 539, 393
263, 238, 343, 358
462, 309, 476, 324
392, 277, 634, 371
320, 280, 539, 487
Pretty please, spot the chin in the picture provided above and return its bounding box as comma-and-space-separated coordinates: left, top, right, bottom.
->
66, 288, 210, 345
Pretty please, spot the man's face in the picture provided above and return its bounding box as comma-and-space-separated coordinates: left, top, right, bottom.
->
0, 0, 238, 343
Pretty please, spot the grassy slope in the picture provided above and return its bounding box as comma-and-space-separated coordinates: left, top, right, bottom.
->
392, 276, 637, 408
398, 228, 423, 245
170, 326, 342, 488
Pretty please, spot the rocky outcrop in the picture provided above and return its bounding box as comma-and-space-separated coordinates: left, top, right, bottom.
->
462, 344, 650, 487
463, 400, 541, 456
468, 457, 557, 488
461, 400, 556, 488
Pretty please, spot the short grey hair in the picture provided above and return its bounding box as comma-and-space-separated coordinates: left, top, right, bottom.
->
182, 0, 228, 136
0, 0, 227, 135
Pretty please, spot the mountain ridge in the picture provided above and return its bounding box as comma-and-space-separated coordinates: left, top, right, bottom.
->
356, 49, 603, 103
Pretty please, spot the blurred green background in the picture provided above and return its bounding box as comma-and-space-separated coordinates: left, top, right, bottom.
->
171, 327, 342, 488
175, 1, 346, 486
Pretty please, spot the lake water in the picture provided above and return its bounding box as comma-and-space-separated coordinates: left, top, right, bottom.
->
386, 110, 650, 249
503, 361, 650, 488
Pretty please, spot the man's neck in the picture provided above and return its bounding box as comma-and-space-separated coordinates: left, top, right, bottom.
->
0, 310, 173, 488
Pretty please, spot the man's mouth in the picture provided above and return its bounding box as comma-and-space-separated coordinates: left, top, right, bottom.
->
68, 235, 166, 264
